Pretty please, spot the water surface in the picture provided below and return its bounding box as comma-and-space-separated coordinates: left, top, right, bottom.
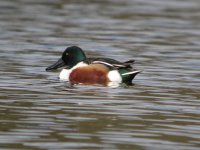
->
0, 0, 200, 149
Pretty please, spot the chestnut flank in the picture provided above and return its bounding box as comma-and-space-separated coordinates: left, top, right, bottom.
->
69, 64, 109, 85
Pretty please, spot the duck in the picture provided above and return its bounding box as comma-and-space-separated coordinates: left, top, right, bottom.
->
46, 46, 141, 85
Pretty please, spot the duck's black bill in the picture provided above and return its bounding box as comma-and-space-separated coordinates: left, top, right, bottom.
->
46, 58, 65, 71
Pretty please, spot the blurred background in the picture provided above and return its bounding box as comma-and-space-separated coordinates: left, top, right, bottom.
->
0, 0, 200, 149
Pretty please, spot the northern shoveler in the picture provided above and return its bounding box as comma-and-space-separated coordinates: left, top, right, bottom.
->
46, 46, 141, 85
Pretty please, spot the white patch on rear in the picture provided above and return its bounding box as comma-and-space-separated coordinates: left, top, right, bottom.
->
59, 62, 88, 81
107, 70, 122, 82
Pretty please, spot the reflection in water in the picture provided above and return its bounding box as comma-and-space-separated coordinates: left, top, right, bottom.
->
0, 0, 200, 149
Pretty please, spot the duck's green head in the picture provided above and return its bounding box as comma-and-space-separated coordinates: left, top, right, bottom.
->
46, 46, 86, 71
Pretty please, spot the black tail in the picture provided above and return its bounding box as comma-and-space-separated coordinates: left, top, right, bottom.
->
121, 70, 141, 84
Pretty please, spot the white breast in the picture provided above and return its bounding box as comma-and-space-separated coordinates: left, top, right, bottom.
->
59, 69, 71, 81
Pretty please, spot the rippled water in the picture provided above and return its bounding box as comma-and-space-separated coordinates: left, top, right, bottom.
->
0, 0, 200, 149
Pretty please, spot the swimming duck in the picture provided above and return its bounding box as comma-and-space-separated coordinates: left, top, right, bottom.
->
46, 46, 140, 85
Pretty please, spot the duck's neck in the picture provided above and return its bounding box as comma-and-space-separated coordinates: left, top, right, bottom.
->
69, 53, 86, 68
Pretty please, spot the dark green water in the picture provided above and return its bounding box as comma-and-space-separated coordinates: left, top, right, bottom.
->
0, 0, 200, 149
